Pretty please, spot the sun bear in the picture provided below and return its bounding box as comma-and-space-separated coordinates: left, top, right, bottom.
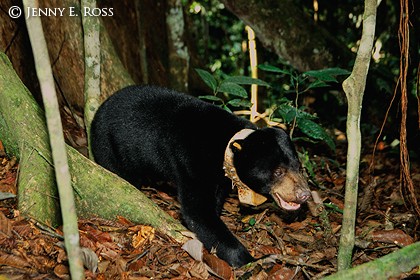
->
91, 85, 311, 267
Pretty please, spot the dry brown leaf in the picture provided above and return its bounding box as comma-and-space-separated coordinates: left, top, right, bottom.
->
127, 259, 145, 271
116, 216, 135, 227
203, 252, 233, 280
83, 225, 113, 243
288, 232, 315, 244
53, 264, 69, 279
0, 211, 12, 236
308, 251, 326, 263
189, 260, 210, 279
97, 260, 111, 273
156, 190, 176, 202
55, 245, 67, 263
223, 200, 240, 214
0, 251, 31, 269
168, 263, 189, 277
131, 225, 155, 249
252, 270, 269, 280
98, 244, 121, 260
12, 220, 36, 239
323, 247, 337, 260
308, 247, 336, 263
255, 245, 282, 256
370, 229, 414, 247
268, 266, 298, 280
286, 220, 308, 231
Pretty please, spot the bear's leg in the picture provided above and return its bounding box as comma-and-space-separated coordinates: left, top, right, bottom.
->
214, 180, 232, 216
178, 182, 254, 267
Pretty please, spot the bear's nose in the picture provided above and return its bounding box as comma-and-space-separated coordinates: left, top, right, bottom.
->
297, 189, 311, 203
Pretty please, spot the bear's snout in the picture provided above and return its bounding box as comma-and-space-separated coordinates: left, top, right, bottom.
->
296, 188, 311, 203
270, 170, 311, 211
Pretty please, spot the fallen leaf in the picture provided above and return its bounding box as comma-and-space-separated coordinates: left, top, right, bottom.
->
189, 260, 210, 279
0, 211, 12, 236
81, 247, 99, 272
182, 239, 203, 261
203, 252, 233, 280
54, 263, 69, 279
255, 245, 282, 256
0, 251, 31, 269
288, 232, 315, 244
131, 225, 155, 249
370, 229, 414, 247
167, 263, 189, 277
268, 265, 298, 280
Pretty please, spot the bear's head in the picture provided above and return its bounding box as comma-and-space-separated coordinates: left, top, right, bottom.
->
231, 127, 311, 210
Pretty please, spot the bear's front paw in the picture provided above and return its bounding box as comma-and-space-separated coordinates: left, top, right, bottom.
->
217, 242, 254, 268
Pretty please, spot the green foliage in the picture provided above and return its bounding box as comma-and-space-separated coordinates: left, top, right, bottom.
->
260, 64, 349, 150
324, 202, 344, 214
197, 65, 349, 151
299, 149, 317, 181
196, 68, 268, 111
187, 0, 417, 145
186, 0, 246, 76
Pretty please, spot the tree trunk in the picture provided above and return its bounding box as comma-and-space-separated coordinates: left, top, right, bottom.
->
0, 52, 188, 243
220, 0, 353, 72
324, 242, 420, 280
166, 0, 190, 92
337, 0, 377, 270
0, 0, 133, 112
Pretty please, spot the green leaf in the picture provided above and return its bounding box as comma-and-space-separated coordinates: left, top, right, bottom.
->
304, 67, 350, 83
258, 64, 291, 75
218, 82, 248, 98
296, 108, 317, 120
195, 68, 218, 92
227, 99, 253, 108
249, 217, 256, 226
277, 103, 296, 123
224, 76, 270, 87
198, 95, 223, 102
324, 202, 343, 214
297, 118, 335, 150
307, 80, 329, 89
222, 105, 232, 113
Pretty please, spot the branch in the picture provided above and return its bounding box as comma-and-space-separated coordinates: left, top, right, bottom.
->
338, 0, 377, 270
325, 242, 420, 280
23, 0, 84, 278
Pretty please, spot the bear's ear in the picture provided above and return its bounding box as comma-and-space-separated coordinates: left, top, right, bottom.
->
230, 139, 244, 153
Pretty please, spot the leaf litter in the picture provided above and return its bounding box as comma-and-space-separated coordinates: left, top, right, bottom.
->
0, 140, 419, 279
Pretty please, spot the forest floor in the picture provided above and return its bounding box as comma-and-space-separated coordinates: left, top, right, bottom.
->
0, 138, 419, 280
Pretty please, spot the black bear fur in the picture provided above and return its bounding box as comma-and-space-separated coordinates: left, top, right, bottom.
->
91, 85, 310, 267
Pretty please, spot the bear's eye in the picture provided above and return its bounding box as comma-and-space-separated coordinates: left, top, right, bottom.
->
273, 167, 286, 178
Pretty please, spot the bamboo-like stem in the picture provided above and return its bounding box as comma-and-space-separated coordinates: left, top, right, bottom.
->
23, 1, 84, 279
246, 26, 259, 123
